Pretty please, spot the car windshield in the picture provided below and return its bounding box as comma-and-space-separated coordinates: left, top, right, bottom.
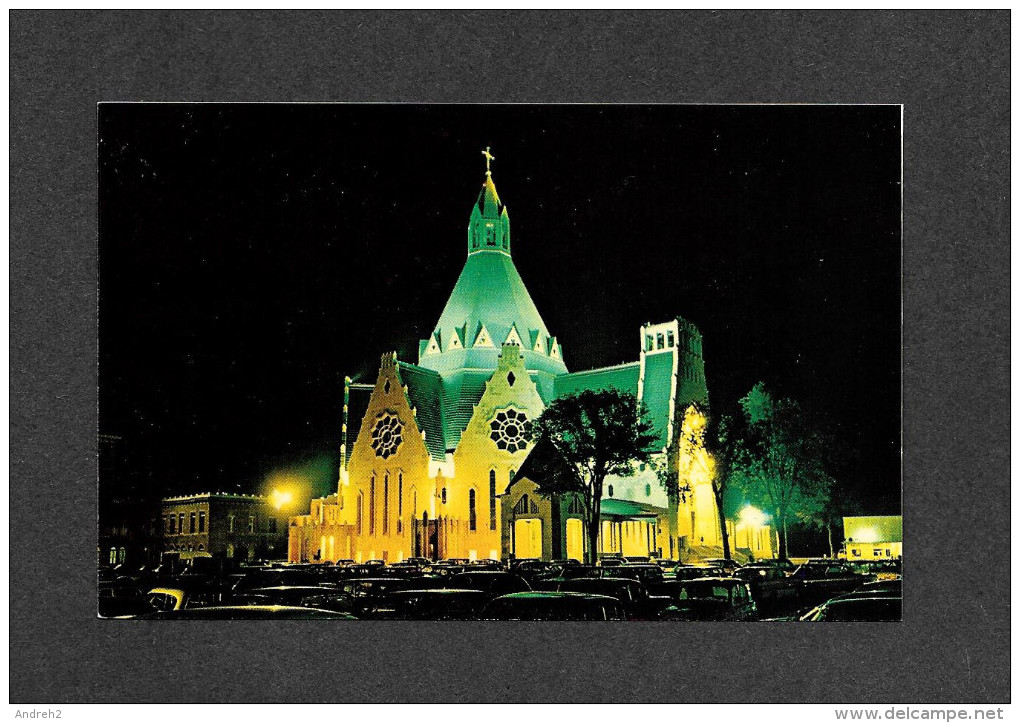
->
679, 582, 731, 600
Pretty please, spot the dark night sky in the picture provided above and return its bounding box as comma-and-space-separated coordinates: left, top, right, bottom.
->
98, 104, 901, 512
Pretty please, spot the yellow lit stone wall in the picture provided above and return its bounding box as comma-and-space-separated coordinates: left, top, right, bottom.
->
341, 353, 436, 563
447, 345, 545, 560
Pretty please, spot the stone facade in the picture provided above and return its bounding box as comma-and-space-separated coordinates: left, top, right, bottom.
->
162, 493, 289, 561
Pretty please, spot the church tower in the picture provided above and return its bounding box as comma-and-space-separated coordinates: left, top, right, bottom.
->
417, 148, 568, 452
466, 147, 512, 255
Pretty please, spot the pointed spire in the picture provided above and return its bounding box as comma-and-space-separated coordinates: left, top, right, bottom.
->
467, 146, 511, 255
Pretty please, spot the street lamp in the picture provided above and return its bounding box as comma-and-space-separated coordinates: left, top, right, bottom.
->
738, 505, 767, 529
270, 488, 293, 511
738, 505, 768, 560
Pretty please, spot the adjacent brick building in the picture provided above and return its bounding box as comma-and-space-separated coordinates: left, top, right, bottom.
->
161, 492, 289, 561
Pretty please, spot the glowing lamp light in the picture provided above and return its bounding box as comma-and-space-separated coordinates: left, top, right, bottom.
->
270, 489, 293, 510
855, 527, 878, 543
739, 505, 767, 528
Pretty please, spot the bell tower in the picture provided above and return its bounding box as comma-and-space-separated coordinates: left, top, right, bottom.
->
467, 147, 511, 256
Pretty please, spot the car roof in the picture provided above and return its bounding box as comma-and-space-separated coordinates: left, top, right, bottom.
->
391, 588, 488, 596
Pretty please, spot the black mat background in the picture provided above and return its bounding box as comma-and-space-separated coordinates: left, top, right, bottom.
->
10, 10, 1010, 703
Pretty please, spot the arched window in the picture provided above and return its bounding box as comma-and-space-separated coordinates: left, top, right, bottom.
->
117, 547, 126, 563
646, 484, 652, 497
397, 473, 404, 533
108, 547, 117, 565
469, 489, 477, 531
383, 474, 390, 535
441, 488, 447, 505
489, 470, 497, 530
608, 484, 614, 497
369, 477, 376, 535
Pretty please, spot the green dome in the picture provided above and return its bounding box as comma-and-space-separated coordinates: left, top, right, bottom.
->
416, 166, 567, 453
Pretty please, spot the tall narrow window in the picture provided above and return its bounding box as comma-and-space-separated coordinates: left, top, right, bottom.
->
667, 331, 675, 348
656, 333, 665, 349
356, 492, 364, 535
228, 514, 234, 533
178, 513, 185, 534
189, 512, 196, 533
383, 475, 390, 535
441, 488, 447, 505
397, 474, 403, 533
489, 470, 497, 530
198, 511, 206, 533
248, 515, 255, 533
370, 477, 376, 535
169, 515, 176, 534
469, 489, 477, 531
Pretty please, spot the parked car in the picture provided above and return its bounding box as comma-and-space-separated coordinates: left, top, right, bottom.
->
507, 559, 554, 584
556, 577, 655, 619
443, 571, 531, 600
699, 558, 741, 575
483, 592, 625, 621
338, 576, 441, 617
673, 565, 725, 582
606, 564, 665, 587
232, 568, 322, 592
848, 559, 902, 580
99, 579, 157, 618
829, 579, 903, 603
660, 578, 758, 621
735, 564, 800, 615
231, 586, 355, 614
381, 589, 491, 620
790, 562, 866, 608
146, 582, 232, 612
799, 596, 902, 621
139, 605, 358, 620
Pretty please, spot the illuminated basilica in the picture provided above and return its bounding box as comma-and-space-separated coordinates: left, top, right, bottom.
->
288, 151, 773, 564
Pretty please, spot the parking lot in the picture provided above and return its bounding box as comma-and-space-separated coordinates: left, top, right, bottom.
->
99, 556, 902, 621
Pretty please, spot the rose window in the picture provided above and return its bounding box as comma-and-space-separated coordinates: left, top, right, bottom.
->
371, 412, 403, 459
489, 408, 530, 453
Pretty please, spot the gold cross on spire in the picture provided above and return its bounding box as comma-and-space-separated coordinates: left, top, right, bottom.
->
482, 146, 495, 176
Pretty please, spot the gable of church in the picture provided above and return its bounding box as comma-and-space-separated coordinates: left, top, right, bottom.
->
348, 352, 433, 481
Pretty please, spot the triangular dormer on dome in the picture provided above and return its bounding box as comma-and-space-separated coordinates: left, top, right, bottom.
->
473, 323, 494, 348
424, 331, 442, 356
504, 324, 524, 348
549, 337, 561, 361
448, 325, 465, 351
529, 329, 545, 355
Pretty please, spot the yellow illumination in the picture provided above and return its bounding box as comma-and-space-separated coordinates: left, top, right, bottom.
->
739, 505, 767, 528
270, 488, 294, 510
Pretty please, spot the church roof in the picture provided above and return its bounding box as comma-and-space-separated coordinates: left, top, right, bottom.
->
395, 361, 447, 461
640, 350, 675, 450
477, 174, 503, 216
431, 251, 555, 362
554, 362, 640, 398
